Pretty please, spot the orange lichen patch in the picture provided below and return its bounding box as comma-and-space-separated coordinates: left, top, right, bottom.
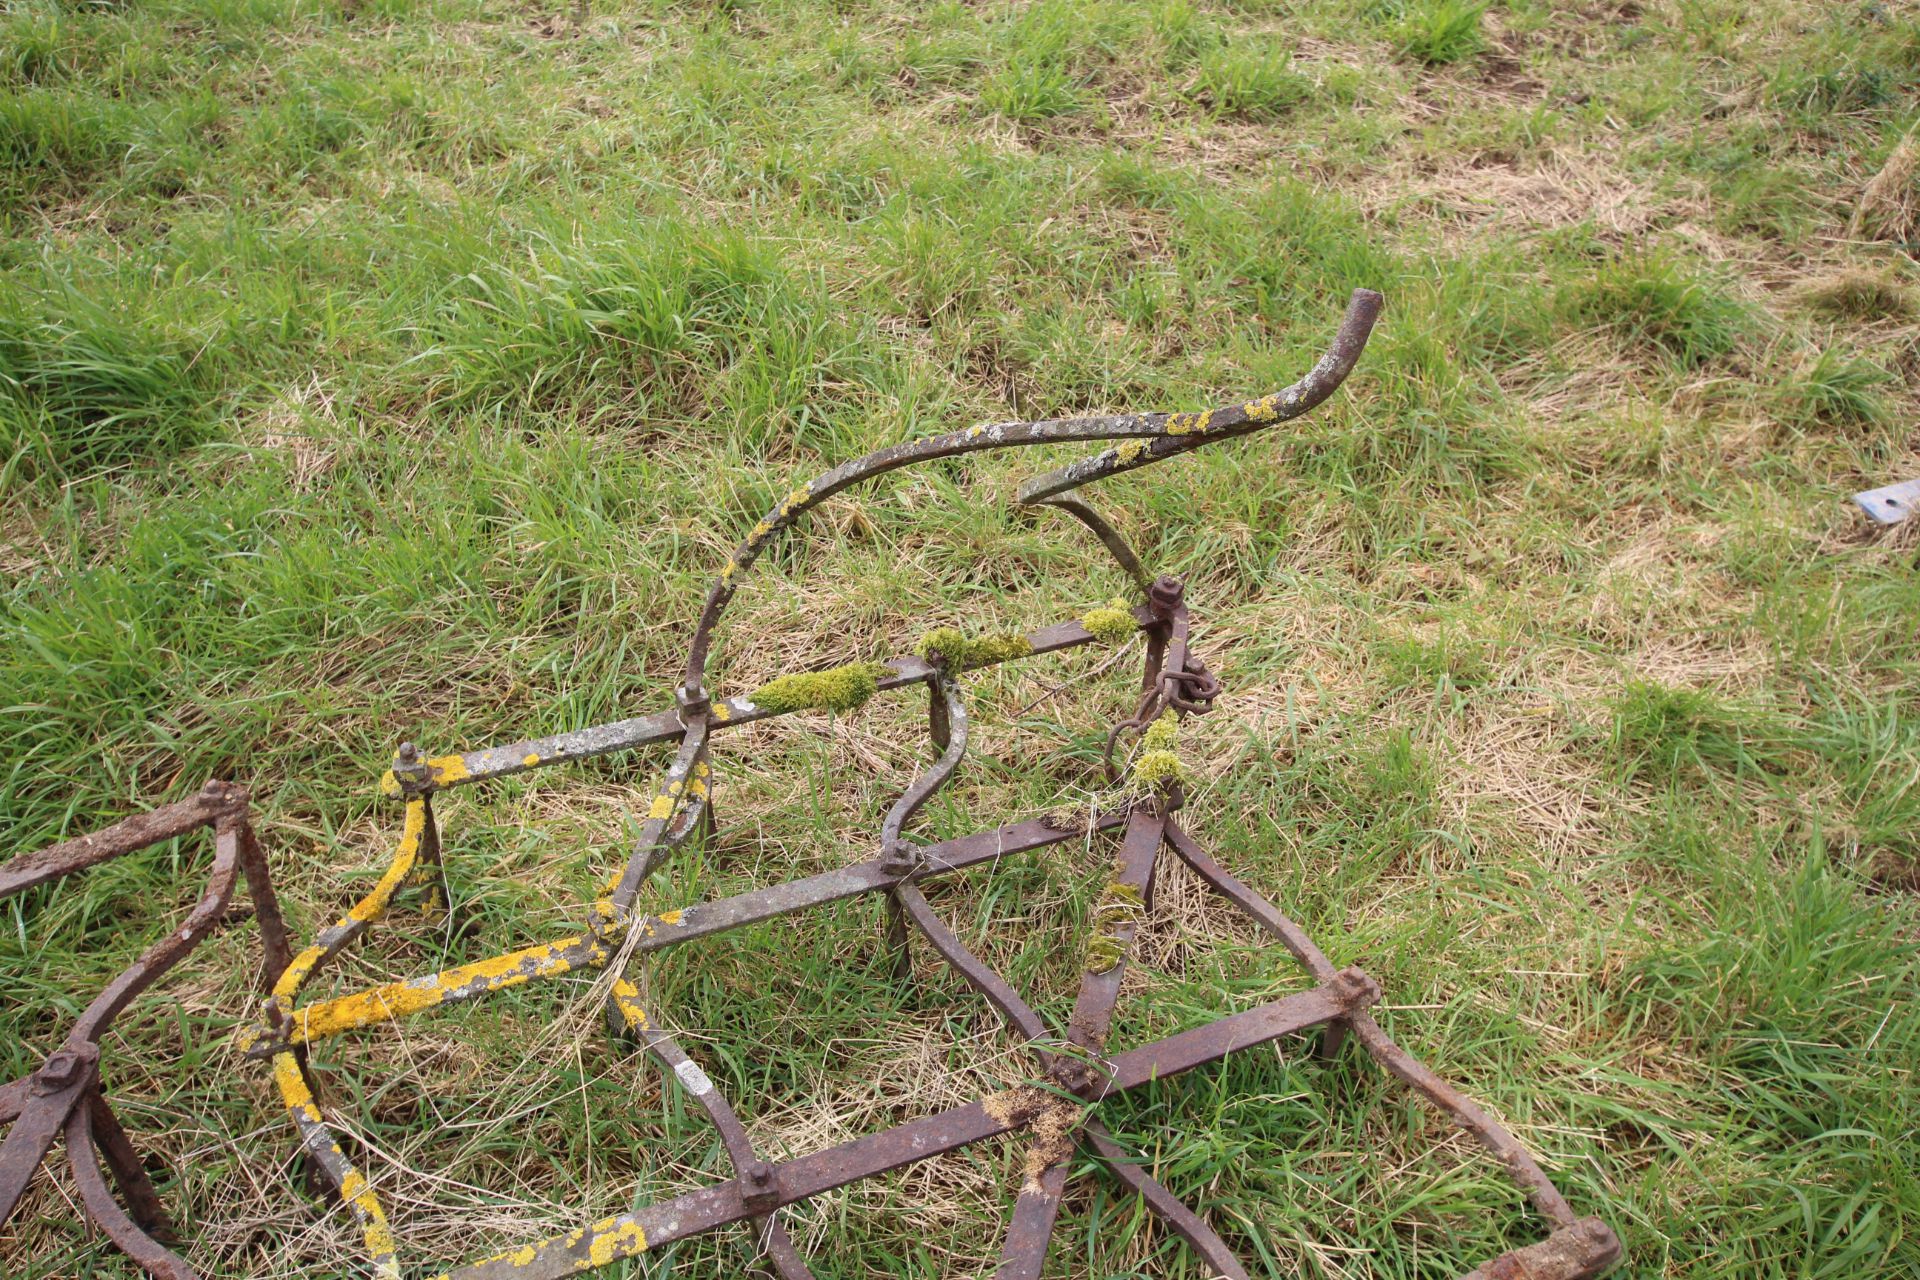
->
272, 798, 427, 1001
288, 934, 608, 1044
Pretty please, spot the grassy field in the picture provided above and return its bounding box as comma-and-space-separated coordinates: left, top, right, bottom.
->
4, 0, 1919, 1276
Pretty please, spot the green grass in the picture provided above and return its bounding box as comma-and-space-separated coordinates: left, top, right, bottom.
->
3, 0, 1919, 1277
1384, 0, 1488, 66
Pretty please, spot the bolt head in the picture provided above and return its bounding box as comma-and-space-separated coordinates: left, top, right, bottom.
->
397, 742, 418, 763
33, 1045, 96, 1094
1147, 574, 1185, 618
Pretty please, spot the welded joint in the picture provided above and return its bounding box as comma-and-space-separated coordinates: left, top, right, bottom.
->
1326, 966, 1382, 1014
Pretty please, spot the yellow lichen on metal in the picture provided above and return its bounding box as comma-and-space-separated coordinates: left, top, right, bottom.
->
710, 700, 732, 722
290, 935, 607, 1044
1113, 439, 1147, 465
272, 1050, 400, 1275
610, 977, 650, 1030
657, 909, 683, 925
584, 1216, 649, 1265
273, 798, 427, 1001
338, 1169, 399, 1264
647, 792, 676, 821
745, 483, 814, 549
429, 753, 471, 786
1164, 410, 1213, 436
522, 753, 541, 767
1241, 392, 1285, 421
272, 1050, 324, 1126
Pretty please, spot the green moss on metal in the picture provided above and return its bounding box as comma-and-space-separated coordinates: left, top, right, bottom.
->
748, 662, 893, 714
914, 626, 1034, 671
1084, 935, 1125, 973
1094, 880, 1144, 926
1084, 880, 1146, 973
1131, 711, 1186, 789
1080, 598, 1137, 645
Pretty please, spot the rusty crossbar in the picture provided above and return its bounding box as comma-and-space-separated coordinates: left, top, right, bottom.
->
0, 781, 293, 1278
4, 289, 1625, 1279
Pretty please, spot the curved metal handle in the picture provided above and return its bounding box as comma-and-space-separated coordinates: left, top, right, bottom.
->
680, 288, 1384, 697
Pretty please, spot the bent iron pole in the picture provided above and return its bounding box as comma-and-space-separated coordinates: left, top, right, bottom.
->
0, 782, 292, 1280
221, 288, 1608, 1277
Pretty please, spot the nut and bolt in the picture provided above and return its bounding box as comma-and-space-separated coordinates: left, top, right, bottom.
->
33, 1044, 97, 1095
741, 1159, 780, 1212
1147, 574, 1185, 620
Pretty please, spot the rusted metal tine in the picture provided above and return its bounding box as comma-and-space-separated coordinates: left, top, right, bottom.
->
1014, 290, 1384, 508
677, 289, 1387, 703
1162, 821, 1622, 1274
994, 803, 1167, 1280
0, 784, 246, 899
894, 843, 1254, 1279
875, 598, 1247, 1278
440, 976, 1379, 1280
880, 672, 969, 982
0, 781, 289, 1280
605, 983, 815, 1279
1027, 494, 1152, 592
607, 711, 711, 917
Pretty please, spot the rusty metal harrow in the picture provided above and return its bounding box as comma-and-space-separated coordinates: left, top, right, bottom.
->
3, 289, 1623, 1280
1, 782, 291, 1276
